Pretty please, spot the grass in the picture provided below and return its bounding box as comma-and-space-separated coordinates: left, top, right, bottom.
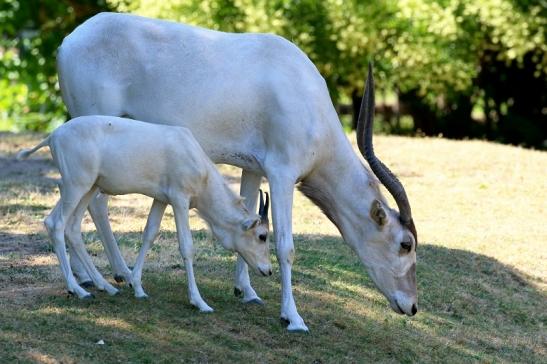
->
0, 132, 545, 363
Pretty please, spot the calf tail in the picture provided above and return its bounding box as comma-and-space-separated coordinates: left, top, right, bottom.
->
16, 136, 51, 160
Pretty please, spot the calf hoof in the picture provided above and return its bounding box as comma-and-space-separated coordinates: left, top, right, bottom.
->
244, 298, 264, 305
82, 293, 95, 300
106, 288, 120, 296
287, 321, 309, 333
233, 287, 242, 297
114, 275, 125, 283
135, 294, 149, 300
288, 325, 310, 333
80, 281, 94, 288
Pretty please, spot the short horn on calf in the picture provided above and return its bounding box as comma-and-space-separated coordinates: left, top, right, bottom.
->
258, 189, 269, 223
356, 61, 417, 244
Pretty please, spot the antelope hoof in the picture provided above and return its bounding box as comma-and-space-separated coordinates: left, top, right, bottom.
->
114, 275, 125, 283
244, 298, 264, 305
280, 316, 309, 332
191, 300, 214, 313
82, 293, 95, 300
106, 287, 120, 296
80, 281, 94, 288
234, 287, 242, 297
287, 322, 309, 333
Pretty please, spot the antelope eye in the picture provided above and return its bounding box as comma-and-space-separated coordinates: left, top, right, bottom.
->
400, 241, 412, 252
259, 234, 267, 242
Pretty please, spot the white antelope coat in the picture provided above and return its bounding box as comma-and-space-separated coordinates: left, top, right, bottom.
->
57, 13, 418, 331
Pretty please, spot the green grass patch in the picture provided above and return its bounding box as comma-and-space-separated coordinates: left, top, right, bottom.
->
0, 132, 545, 362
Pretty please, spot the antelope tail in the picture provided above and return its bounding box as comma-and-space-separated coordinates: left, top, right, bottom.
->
16, 136, 51, 160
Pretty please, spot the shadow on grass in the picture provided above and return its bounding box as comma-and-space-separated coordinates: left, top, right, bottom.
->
0, 232, 51, 255
1, 231, 545, 362
0, 157, 57, 185
0, 203, 50, 216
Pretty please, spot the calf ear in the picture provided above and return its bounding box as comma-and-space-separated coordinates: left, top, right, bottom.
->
370, 200, 387, 227
242, 217, 261, 231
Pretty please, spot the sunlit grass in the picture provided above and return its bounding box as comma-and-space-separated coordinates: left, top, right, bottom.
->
0, 132, 545, 362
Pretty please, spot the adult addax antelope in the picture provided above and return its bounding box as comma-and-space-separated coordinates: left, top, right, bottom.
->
57, 12, 418, 331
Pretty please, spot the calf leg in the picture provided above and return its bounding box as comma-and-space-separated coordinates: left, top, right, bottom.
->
62, 176, 92, 286
131, 199, 167, 298
65, 187, 119, 295
234, 169, 263, 304
171, 197, 213, 313
87, 192, 133, 283
45, 194, 92, 299
67, 245, 93, 286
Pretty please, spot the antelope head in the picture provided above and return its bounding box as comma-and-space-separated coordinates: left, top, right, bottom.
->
354, 62, 418, 316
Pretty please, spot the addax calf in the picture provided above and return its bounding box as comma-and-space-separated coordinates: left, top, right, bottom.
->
18, 115, 271, 312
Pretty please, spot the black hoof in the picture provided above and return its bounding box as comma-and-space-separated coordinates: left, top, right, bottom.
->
280, 317, 290, 326
135, 295, 149, 300
82, 293, 95, 300
114, 275, 125, 283
234, 287, 242, 297
244, 298, 264, 305
80, 281, 94, 288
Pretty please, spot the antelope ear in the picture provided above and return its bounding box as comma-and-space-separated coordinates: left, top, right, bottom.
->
242, 217, 261, 231
370, 199, 387, 227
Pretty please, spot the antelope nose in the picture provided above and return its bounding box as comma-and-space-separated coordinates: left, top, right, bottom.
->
411, 304, 418, 316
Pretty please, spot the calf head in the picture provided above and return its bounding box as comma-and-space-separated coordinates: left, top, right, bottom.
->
232, 190, 272, 277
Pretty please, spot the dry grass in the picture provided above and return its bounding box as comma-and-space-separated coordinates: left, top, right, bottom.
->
0, 132, 545, 363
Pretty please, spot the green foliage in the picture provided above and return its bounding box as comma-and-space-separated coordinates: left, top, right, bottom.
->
0, 0, 112, 131
1, 0, 546, 146
121, 0, 544, 100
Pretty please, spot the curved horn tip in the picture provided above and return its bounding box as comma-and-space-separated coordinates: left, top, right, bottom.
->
258, 189, 264, 211
356, 61, 375, 157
